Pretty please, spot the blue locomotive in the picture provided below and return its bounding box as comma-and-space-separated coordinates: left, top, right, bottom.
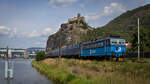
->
46, 37, 126, 59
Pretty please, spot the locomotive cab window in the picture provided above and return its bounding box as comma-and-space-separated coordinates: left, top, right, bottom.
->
119, 39, 125, 45
111, 39, 119, 45
110, 39, 125, 45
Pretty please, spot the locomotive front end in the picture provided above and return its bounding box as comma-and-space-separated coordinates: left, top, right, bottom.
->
110, 38, 126, 58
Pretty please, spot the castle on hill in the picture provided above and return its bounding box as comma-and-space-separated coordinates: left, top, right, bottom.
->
68, 13, 85, 24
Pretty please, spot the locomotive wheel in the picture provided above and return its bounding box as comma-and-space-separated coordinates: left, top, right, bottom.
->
112, 57, 124, 62
112, 58, 117, 61
119, 58, 124, 61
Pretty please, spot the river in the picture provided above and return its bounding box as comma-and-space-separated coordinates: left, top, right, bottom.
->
0, 58, 53, 84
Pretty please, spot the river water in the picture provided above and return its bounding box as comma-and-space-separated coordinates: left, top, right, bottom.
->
0, 58, 53, 84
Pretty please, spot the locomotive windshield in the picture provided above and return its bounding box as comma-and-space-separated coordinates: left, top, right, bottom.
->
110, 39, 125, 45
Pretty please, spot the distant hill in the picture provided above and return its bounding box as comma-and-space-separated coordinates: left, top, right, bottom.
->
84, 4, 150, 42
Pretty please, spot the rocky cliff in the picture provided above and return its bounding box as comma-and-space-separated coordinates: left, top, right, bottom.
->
46, 14, 92, 52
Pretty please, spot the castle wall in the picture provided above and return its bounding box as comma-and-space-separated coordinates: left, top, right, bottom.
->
68, 14, 85, 24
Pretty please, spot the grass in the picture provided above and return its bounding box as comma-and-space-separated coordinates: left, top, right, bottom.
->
32, 58, 150, 84
32, 60, 93, 84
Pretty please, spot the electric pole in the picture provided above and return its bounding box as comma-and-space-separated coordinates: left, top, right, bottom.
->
138, 18, 140, 61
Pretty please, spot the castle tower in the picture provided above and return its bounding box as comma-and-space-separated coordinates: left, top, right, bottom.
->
77, 13, 80, 24
77, 13, 80, 18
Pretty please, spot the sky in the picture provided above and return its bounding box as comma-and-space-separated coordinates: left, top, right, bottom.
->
0, 0, 150, 49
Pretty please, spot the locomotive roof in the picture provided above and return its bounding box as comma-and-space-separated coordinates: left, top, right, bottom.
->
48, 37, 125, 52
82, 37, 125, 45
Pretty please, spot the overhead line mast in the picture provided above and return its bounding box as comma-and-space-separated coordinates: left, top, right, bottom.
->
138, 18, 140, 61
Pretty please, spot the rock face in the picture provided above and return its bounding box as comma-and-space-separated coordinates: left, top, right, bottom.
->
46, 13, 92, 52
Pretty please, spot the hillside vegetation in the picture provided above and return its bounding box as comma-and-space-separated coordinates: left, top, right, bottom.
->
83, 4, 150, 42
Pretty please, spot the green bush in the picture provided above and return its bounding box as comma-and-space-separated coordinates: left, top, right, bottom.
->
35, 52, 46, 61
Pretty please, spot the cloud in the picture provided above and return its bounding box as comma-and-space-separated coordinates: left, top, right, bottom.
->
27, 30, 40, 38
85, 2, 126, 21
0, 26, 10, 35
42, 28, 52, 36
27, 28, 53, 38
104, 2, 126, 15
0, 26, 53, 39
0, 26, 17, 38
79, 4, 85, 8
48, 0, 78, 8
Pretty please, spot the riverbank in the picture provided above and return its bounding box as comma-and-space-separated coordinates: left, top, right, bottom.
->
32, 60, 92, 84
32, 58, 150, 84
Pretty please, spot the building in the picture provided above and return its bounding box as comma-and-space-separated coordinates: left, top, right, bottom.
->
0, 48, 7, 57
27, 47, 45, 57
0, 48, 28, 58
126, 43, 132, 49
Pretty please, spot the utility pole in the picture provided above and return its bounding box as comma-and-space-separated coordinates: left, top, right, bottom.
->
138, 18, 140, 61
59, 37, 61, 59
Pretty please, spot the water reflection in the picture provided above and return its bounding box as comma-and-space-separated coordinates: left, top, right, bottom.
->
0, 58, 53, 84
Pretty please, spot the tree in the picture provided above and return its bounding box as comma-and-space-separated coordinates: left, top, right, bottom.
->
131, 26, 148, 52
35, 52, 46, 61
146, 31, 150, 49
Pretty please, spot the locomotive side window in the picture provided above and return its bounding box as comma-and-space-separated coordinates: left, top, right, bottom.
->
104, 39, 110, 46
107, 39, 110, 46
82, 40, 105, 49
101, 42, 104, 47
99, 41, 104, 47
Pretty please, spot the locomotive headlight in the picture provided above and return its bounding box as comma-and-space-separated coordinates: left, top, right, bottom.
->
116, 47, 121, 52
118, 47, 121, 52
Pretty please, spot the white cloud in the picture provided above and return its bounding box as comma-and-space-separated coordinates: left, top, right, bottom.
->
0, 26, 53, 39
27, 28, 53, 38
48, 0, 78, 8
104, 2, 126, 15
0, 26, 10, 35
0, 26, 17, 38
85, 2, 126, 21
42, 28, 52, 36
27, 30, 40, 38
